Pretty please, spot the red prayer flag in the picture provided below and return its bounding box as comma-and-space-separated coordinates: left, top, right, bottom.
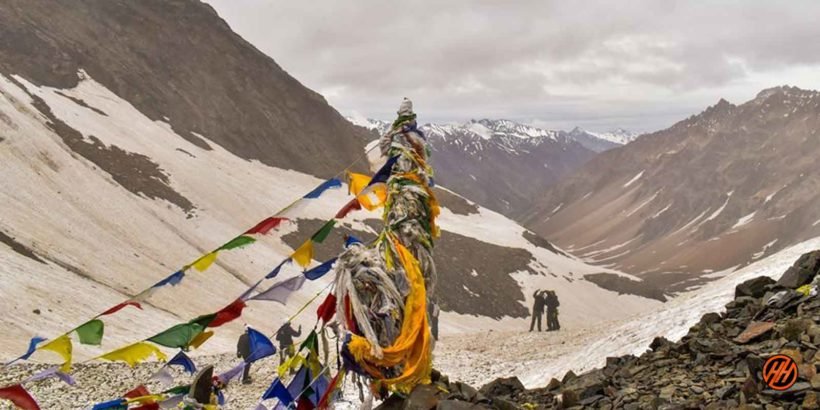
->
124, 384, 151, 399
246, 217, 288, 235
316, 293, 337, 324
101, 301, 142, 316
208, 299, 247, 327
335, 199, 361, 219
0, 384, 39, 410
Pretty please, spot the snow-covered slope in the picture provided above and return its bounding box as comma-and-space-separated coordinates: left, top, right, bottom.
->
0, 72, 660, 366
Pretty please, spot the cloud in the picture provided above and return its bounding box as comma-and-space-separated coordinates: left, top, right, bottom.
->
206, 0, 820, 132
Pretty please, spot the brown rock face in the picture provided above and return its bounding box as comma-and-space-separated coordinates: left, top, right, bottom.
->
524, 87, 820, 292
0, 0, 369, 179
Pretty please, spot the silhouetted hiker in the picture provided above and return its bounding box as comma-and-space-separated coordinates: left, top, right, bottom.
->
546, 290, 560, 331
530, 289, 545, 332
276, 322, 302, 364
236, 326, 252, 384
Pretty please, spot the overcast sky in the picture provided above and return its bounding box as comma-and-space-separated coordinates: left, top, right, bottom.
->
207, 1, 820, 133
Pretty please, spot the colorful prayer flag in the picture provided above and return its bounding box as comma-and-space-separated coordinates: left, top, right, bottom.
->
148, 322, 205, 348
75, 319, 104, 346
261, 378, 293, 405
91, 399, 127, 410
188, 330, 213, 350
316, 293, 337, 324
6, 336, 46, 365
310, 220, 336, 244
101, 301, 142, 316
99, 342, 167, 367
220, 235, 256, 251
152, 270, 185, 288
167, 351, 197, 374
265, 259, 290, 279
347, 172, 371, 196
304, 258, 337, 280
250, 275, 306, 305
246, 327, 275, 363
303, 178, 342, 199
38, 334, 72, 372
0, 384, 39, 410
151, 367, 175, 387
292, 241, 313, 268
357, 183, 387, 210
217, 362, 246, 385
192, 251, 218, 272
246, 217, 288, 235
370, 155, 399, 186
209, 299, 247, 327
335, 198, 362, 219
24, 366, 75, 386
344, 235, 362, 248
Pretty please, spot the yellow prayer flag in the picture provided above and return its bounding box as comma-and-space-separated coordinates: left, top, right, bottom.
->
99, 341, 168, 367
189, 330, 214, 350
39, 334, 72, 373
347, 172, 372, 196
125, 394, 165, 405
277, 351, 304, 378
358, 183, 388, 210
192, 251, 218, 272
292, 240, 313, 268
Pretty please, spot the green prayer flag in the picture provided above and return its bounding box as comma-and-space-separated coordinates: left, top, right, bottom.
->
190, 313, 217, 329
162, 385, 191, 395
75, 319, 104, 345
310, 220, 336, 244
299, 330, 319, 352
148, 322, 206, 348
220, 235, 256, 251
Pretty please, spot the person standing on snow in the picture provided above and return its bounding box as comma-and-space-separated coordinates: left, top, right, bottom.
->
236, 326, 253, 384
276, 322, 302, 365
545, 290, 561, 331
529, 289, 546, 332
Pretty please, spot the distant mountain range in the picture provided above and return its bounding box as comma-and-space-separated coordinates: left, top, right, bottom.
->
524, 85, 820, 293
348, 117, 640, 218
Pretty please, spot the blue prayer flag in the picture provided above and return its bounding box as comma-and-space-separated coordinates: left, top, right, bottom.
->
262, 378, 294, 405
167, 351, 197, 374
153, 270, 185, 288
304, 258, 337, 280
303, 178, 342, 199
246, 327, 276, 363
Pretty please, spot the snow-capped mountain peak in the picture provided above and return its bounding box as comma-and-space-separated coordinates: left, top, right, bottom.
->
587, 127, 641, 145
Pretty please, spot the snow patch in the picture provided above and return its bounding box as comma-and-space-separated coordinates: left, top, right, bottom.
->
623, 170, 644, 188
731, 212, 757, 229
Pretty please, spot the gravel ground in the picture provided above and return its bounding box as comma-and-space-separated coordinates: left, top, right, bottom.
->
0, 325, 608, 409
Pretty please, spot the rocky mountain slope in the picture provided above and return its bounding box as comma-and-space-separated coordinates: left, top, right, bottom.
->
0, 0, 660, 370
348, 118, 639, 219
525, 86, 820, 293
0, 0, 369, 178
377, 248, 820, 409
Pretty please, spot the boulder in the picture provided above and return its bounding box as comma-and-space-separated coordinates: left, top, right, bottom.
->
777, 250, 820, 288
735, 276, 776, 298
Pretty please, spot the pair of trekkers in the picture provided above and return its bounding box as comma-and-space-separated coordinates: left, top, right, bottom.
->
529, 289, 560, 332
